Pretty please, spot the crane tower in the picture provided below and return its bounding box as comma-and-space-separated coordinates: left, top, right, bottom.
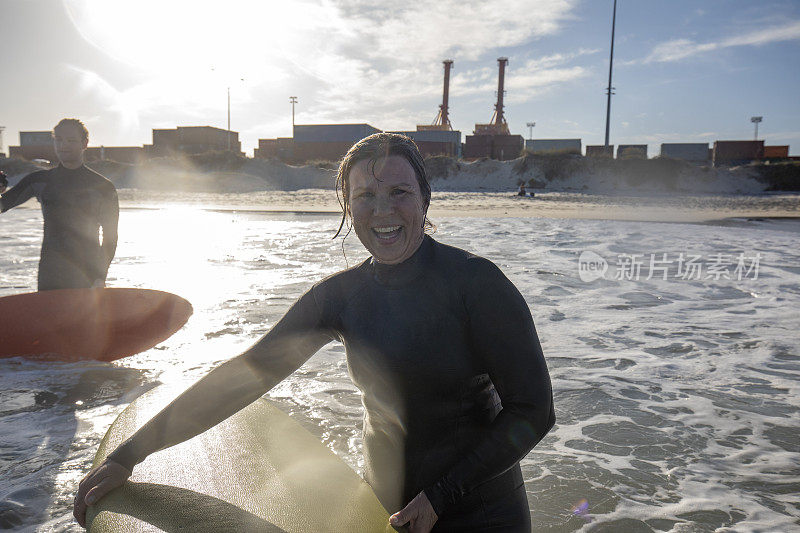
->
418, 60, 454, 131
473, 57, 510, 136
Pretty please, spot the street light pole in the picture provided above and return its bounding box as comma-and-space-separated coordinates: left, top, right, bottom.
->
604, 0, 618, 150
526, 122, 536, 140
289, 96, 298, 132
220, 76, 244, 152
750, 116, 762, 140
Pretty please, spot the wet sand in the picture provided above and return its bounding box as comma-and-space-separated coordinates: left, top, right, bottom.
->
117, 189, 800, 225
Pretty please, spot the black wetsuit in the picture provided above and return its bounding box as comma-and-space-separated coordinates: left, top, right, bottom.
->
110, 236, 555, 531
0, 165, 118, 291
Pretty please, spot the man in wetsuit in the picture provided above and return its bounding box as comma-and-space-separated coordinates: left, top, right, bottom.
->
0, 119, 118, 291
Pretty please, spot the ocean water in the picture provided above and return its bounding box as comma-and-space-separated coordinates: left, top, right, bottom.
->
1, 193, 798, 532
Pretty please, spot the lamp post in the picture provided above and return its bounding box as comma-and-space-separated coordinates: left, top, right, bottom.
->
289, 96, 298, 132
526, 122, 536, 140
225, 77, 244, 151
604, 0, 618, 150
750, 116, 762, 140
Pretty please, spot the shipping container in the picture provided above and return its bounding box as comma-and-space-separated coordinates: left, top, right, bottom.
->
275, 138, 295, 160
413, 141, 458, 158
394, 130, 461, 144
291, 141, 352, 163
152, 126, 239, 155
463, 135, 493, 159
20, 131, 53, 146
492, 135, 523, 160
764, 145, 789, 158
586, 145, 613, 157
254, 139, 279, 159
176, 126, 235, 146
8, 145, 57, 162
391, 130, 461, 158
525, 139, 581, 154
617, 144, 647, 159
293, 124, 381, 144
84, 146, 144, 164
659, 143, 709, 162
151, 129, 178, 153
713, 140, 764, 167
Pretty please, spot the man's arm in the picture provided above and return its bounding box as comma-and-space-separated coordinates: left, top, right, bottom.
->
0, 174, 38, 213
100, 185, 119, 271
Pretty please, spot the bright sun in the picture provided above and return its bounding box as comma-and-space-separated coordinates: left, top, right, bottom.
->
63, 0, 308, 80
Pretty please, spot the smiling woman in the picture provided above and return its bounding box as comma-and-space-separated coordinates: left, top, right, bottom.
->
73, 133, 555, 533
349, 157, 427, 265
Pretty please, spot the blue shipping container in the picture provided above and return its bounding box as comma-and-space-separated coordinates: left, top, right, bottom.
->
293, 124, 381, 143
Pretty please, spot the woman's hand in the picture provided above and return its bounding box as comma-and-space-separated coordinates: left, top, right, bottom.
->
389, 491, 438, 533
73, 460, 131, 527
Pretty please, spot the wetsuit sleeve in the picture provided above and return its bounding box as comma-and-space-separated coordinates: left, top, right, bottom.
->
423, 258, 555, 517
0, 174, 37, 213
99, 185, 119, 274
107, 286, 336, 471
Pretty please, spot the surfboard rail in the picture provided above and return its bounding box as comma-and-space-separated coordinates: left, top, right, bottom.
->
0, 288, 192, 361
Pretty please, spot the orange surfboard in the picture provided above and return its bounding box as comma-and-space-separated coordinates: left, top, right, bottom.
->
0, 288, 192, 361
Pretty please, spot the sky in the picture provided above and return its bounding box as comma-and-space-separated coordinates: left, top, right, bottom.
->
1, 0, 799, 157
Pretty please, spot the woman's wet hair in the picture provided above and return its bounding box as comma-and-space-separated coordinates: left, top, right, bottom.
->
334, 132, 432, 238
54, 118, 89, 144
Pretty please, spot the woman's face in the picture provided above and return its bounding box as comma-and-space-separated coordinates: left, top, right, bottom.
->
348, 155, 427, 264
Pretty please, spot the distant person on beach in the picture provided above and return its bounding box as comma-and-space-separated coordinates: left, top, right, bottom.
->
517, 184, 535, 198
0, 119, 118, 291
74, 133, 554, 532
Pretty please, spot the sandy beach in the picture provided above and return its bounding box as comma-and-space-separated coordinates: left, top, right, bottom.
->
116, 188, 800, 225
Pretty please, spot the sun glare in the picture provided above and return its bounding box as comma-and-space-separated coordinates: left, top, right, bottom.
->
62, 0, 317, 80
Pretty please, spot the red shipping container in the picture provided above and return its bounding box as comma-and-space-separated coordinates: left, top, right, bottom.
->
764, 145, 789, 158
414, 141, 457, 158
586, 145, 613, 157
492, 135, 523, 160
464, 135, 493, 159
713, 140, 764, 166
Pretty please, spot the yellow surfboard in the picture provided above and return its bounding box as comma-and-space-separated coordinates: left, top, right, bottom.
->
87, 386, 395, 532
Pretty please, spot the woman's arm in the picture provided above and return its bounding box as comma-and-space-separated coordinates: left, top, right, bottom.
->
74, 288, 334, 526
423, 257, 555, 517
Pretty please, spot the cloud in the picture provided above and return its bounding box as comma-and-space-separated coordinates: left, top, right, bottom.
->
338, 0, 577, 62
267, 0, 584, 130
62, 0, 583, 145
638, 20, 800, 64
447, 49, 595, 106
64, 65, 143, 135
